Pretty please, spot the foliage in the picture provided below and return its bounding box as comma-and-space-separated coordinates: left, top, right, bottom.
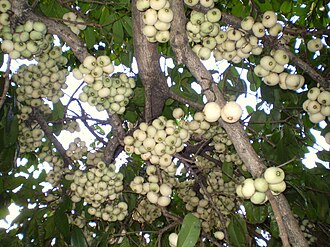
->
0, 0, 329, 246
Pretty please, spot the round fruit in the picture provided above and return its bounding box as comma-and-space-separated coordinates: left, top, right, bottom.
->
324, 132, 330, 145
269, 181, 286, 194
214, 231, 225, 240
250, 191, 266, 204
157, 196, 171, 207
254, 178, 268, 192
221, 101, 242, 123
241, 178, 256, 199
172, 107, 184, 119
262, 11, 277, 28
307, 87, 321, 100
307, 38, 323, 52
203, 102, 221, 122
264, 167, 285, 184
169, 233, 178, 247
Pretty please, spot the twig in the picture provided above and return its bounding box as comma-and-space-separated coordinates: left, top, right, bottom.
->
157, 221, 179, 247
277, 157, 296, 168
80, 118, 107, 145
168, 90, 203, 110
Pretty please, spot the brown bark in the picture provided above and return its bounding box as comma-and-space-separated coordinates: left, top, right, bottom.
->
169, 1, 308, 246
131, 0, 169, 123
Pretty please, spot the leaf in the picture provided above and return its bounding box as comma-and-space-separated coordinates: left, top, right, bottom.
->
243, 201, 267, 224
121, 16, 132, 37
248, 111, 267, 132
177, 213, 201, 247
280, 1, 292, 14
54, 207, 70, 242
222, 161, 234, 183
71, 226, 88, 247
227, 215, 248, 247
39, 0, 68, 18
84, 27, 96, 49
316, 150, 330, 162
113, 20, 124, 44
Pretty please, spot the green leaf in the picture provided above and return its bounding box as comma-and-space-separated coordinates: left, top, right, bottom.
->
280, 1, 292, 14
227, 215, 248, 247
84, 27, 96, 49
316, 150, 330, 162
248, 111, 267, 132
177, 213, 201, 247
54, 207, 70, 242
121, 16, 132, 37
222, 161, 234, 183
71, 226, 88, 247
243, 201, 268, 224
39, 0, 68, 18
113, 20, 124, 44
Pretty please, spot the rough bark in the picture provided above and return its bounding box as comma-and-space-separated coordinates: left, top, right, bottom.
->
169, 1, 309, 246
131, 0, 169, 122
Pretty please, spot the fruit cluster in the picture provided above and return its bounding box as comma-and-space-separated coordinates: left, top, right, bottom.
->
12, 45, 69, 105
1, 18, 51, 59
130, 165, 173, 207
124, 116, 188, 170
300, 219, 317, 245
132, 198, 162, 223
65, 137, 88, 161
45, 156, 66, 187
254, 49, 305, 91
62, 12, 87, 35
186, 8, 222, 60
68, 161, 128, 222
178, 166, 236, 233
18, 121, 45, 153
79, 73, 135, 114
136, 0, 173, 43
303, 85, 330, 124
236, 167, 286, 204
62, 119, 81, 133
241, 11, 283, 38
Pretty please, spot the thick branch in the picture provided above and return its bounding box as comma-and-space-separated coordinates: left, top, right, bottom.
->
273, 42, 330, 90
31, 108, 72, 167
104, 114, 125, 164
11, 0, 89, 63
132, 0, 169, 122
266, 191, 290, 247
169, 1, 308, 246
0, 57, 11, 110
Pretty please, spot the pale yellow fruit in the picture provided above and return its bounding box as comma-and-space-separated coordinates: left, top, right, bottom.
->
203, 102, 221, 122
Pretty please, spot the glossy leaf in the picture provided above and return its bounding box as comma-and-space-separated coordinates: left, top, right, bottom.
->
177, 213, 201, 247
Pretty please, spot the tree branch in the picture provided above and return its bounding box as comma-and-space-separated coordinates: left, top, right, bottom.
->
168, 90, 203, 110
132, 0, 169, 122
104, 114, 125, 164
0, 57, 11, 110
11, 0, 89, 63
169, 1, 308, 246
31, 108, 72, 167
